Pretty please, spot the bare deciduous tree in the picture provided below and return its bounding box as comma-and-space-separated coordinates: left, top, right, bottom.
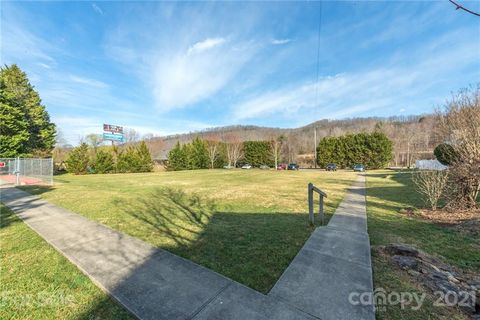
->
412, 169, 449, 210
85, 133, 103, 153
270, 134, 286, 169
205, 134, 220, 169
124, 128, 140, 144
437, 86, 480, 209
224, 134, 243, 167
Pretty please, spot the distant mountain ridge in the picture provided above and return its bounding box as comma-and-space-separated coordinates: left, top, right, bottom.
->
146, 114, 437, 167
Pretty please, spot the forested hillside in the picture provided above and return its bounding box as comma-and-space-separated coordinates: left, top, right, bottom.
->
145, 115, 439, 167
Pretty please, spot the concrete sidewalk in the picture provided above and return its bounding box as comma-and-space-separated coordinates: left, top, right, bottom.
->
0, 187, 314, 320
269, 175, 375, 320
1, 174, 374, 320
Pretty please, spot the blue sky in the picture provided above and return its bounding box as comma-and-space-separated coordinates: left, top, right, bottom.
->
1, 1, 479, 144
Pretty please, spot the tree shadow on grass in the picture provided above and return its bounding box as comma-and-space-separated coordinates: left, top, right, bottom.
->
112, 187, 316, 294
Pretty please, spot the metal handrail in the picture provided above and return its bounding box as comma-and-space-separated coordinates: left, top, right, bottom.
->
308, 183, 327, 225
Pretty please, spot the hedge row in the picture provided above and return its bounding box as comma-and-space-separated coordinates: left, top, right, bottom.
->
65, 141, 153, 175
168, 138, 275, 171
316, 132, 393, 169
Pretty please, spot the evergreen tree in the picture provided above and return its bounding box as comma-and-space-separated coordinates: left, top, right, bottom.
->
167, 142, 186, 170
434, 143, 457, 165
94, 149, 114, 174
116, 146, 139, 173
317, 132, 392, 169
136, 141, 154, 172
65, 143, 90, 174
243, 141, 273, 167
0, 64, 56, 157
190, 137, 209, 169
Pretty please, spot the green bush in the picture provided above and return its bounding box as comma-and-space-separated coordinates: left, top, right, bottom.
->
116, 146, 139, 173
434, 143, 457, 165
317, 132, 393, 169
136, 141, 154, 172
94, 149, 114, 174
167, 138, 209, 170
190, 137, 209, 169
65, 143, 90, 175
243, 140, 273, 167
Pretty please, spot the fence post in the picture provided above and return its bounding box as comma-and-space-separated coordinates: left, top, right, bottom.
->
308, 183, 314, 224
319, 195, 324, 225
15, 157, 20, 185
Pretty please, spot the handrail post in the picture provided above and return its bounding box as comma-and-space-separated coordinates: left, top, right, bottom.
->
308, 183, 314, 225
319, 195, 324, 225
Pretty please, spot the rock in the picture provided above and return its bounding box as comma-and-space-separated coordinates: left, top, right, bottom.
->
445, 272, 460, 284
430, 270, 449, 280
407, 270, 420, 277
386, 243, 419, 257
392, 255, 419, 270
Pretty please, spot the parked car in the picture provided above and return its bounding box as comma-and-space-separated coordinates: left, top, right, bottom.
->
326, 163, 337, 171
353, 164, 365, 172
223, 165, 234, 169
287, 163, 299, 170
259, 165, 269, 170
277, 163, 287, 170
241, 164, 252, 169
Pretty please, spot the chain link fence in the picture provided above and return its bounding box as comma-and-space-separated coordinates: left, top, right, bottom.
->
0, 158, 53, 186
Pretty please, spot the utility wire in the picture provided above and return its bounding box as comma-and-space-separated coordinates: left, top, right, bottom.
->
313, 1, 323, 168
448, 0, 480, 17
314, 0, 323, 110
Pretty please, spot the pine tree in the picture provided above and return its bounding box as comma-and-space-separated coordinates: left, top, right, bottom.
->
116, 146, 139, 173
0, 64, 56, 157
190, 137, 209, 169
65, 143, 90, 174
136, 141, 154, 172
94, 149, 114, 174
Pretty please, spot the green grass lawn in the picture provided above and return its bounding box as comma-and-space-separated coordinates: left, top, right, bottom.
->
0, 204, 133, 320
366, 170, 479, 319
19, 169, 357, 293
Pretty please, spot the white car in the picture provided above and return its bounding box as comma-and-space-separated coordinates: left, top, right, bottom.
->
223, 165, 234, 169
241, 164, 252, 169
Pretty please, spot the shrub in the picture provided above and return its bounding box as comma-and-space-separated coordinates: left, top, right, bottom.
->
437, 87, 480, 209
116, 146, 139, 173
65, 143, 90, 175
243, 140, 273, 167
136, 141, 154, 172
94, 149, 114, 174
167, 138, 209, 170
412, 169, 449, 210
433, 143, 457, 166
190, 137, 209, 169
317, 132, 393, 169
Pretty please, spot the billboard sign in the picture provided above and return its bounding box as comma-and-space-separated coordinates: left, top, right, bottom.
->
103, 124, 123, 134
103, 132, 124, 142
103, 124, 124, 142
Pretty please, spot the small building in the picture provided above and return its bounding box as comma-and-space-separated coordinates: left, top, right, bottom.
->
415, 159, 447, 171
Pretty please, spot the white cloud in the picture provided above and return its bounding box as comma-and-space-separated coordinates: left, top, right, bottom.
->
37, 62, 51, 69
92, 3, 104, 16
232, 26, 479, 123
271, 38, 291, 45
187, 37, 226, 55
69, 75, 109, 88
153, 40, 257, 112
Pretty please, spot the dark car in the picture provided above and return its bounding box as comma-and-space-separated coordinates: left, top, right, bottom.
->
353, 164, 365, 172
287, 163, 299, 170
277, 163, 287, 170
326, 163, 337, 171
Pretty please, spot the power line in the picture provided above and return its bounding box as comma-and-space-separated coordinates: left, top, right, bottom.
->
313, 1, 323, 169
448, 0, 480, 17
